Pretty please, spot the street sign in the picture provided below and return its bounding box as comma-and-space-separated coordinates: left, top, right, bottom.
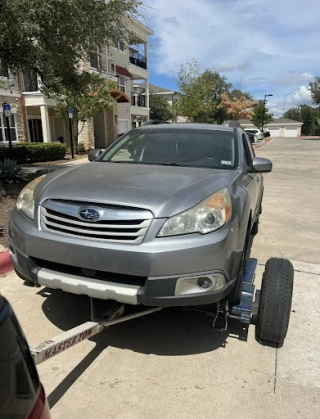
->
2, 103, 11, 118
68, 107, 73, 119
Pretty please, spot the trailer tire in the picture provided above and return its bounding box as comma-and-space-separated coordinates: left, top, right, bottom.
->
256, 258, 294, 347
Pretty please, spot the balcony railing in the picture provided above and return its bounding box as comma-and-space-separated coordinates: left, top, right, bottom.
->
131, 94, 147, 107
129, 53, 147, 70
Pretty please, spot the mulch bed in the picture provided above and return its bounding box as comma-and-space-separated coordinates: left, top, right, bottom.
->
0, 181, 28, 250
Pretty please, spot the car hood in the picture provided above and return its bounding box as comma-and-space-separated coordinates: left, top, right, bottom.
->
37, 162, 239, 218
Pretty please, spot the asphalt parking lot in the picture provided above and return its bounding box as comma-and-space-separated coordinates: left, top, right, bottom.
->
1, 137, 320, 418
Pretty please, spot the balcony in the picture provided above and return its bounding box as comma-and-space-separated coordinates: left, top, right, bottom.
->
131, 94, 146, 107
129, 53, 147, 70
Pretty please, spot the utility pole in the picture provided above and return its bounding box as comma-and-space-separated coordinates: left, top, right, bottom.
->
282, 87, 311, 116
68, 108, 75, 159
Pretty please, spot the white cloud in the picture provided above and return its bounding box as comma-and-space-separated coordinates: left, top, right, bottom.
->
146, 0, 320, 75
145, 0, 319, 112
237, 62, 251, 71
268, 86, 313, 117
275, 72, 315, 86
291, 86, 313, 106
215, 61, 236, 72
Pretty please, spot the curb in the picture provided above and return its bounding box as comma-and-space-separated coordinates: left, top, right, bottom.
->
0, 251, 13, 275
254, 138, 272, 148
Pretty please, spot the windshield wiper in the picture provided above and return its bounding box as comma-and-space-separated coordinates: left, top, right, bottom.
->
107, 161, 189, 167
156, 162, 188, 167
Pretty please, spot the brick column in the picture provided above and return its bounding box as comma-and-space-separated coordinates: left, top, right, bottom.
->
78, 118, 95, 150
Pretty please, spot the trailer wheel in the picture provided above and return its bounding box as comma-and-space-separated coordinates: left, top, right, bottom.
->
256, 258, 294, 347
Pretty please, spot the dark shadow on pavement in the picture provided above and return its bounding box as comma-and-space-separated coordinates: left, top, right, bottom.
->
38, 287, 248, 357
38, 288, 249, 408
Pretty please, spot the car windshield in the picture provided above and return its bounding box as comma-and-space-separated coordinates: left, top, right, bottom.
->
101, 128, 237, 169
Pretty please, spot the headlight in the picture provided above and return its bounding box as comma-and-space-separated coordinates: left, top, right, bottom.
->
158, 188, 232, 237
16, 175, 46, 220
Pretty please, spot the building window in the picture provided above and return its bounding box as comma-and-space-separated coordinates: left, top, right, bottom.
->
118, 76, 126, 93
0, 113, 18, 142
90, 48, 100, 70
114, 39, 125, 52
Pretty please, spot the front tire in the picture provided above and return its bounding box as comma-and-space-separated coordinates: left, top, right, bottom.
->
228, 224, 253, 306
256, 258, 294, 347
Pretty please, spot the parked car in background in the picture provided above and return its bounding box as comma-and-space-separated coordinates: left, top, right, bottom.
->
263, 130, 270, 138
245, 131, 257, 144
0, 294, 51, 418
244, 128, 263, 140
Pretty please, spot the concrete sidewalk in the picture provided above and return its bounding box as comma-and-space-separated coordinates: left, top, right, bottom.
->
21, 156, 89, 178
1, 260, 319, 419
1, 136, 320, 418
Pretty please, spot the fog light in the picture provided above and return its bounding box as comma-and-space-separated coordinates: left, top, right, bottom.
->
197, 276, 212, 289
175, 273, 227, 296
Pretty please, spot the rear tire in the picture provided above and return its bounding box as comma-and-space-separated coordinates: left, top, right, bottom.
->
256, 258, 294, 347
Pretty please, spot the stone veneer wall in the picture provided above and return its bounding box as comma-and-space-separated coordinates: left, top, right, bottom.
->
0, 94, 26, 142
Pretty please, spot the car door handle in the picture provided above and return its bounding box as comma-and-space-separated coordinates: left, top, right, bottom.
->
257, 177, 260, 182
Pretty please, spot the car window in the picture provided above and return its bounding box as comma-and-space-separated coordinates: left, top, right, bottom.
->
245, 134, 256, 159
242, 134, 253, 166
102, 129, 238, 169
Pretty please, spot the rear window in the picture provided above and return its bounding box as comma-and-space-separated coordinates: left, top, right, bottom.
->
102, 129, 238, 170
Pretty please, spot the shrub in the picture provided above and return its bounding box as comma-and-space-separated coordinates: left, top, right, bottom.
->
78, 142, 87, 154
0, 158, 26, 183
0, 142, 67, 164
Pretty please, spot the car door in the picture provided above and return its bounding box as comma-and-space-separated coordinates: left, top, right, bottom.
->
242, 133, 261, 223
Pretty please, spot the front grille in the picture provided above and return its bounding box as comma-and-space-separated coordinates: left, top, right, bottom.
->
40, 200, 153, 243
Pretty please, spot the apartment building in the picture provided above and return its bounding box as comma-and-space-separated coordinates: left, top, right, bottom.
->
0, 67, 26, 145
0, 19, 153, 150
149, 84, 189, 123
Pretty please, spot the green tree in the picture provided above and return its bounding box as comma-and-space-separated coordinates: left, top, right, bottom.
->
176, 59, 232, 123
310, 77, 320, 105
47, 73, 117, 151
149, 94, 172, 121
0, 0, 144, 93
228, 89, 253, 100
176, 60, 218, 121
284, 105, 320, 136
251, 101, 273, 128
284, 107, 301, 121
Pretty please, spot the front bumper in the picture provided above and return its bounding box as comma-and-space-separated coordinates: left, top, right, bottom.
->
9, 208, 244, 307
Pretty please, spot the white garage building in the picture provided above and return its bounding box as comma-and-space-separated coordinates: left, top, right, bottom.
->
239, 118, 303, 138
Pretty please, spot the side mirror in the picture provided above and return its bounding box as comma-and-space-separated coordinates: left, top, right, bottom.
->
88, 149, 103, 162
249, 157, 272, 173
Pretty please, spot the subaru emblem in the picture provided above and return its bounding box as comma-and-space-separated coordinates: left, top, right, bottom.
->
79, 208, 100, 221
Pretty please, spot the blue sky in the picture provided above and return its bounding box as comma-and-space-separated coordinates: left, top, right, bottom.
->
144, 0, 319, 116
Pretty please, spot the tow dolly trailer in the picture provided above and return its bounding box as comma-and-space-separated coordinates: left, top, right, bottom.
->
30, 257, 294, 365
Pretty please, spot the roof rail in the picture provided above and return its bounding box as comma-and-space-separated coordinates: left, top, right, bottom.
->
229, 121, 241, 128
